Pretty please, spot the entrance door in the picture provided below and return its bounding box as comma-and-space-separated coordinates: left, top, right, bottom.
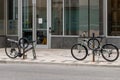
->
36, 0, 49, 48
22, 0, 51, 48
22, 0, 33, 42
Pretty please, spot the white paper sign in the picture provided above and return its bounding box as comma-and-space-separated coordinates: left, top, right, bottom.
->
38, 18, 43, 24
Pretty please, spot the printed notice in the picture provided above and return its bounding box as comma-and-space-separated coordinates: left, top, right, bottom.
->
38, 18, 43, 24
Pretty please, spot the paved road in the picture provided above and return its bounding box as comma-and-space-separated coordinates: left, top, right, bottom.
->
0, 63, 120, 80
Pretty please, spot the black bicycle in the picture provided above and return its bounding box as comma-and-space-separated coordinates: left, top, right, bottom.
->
5, 37, 36, 59
88, 35, 119, 62
71, 34, 119, 62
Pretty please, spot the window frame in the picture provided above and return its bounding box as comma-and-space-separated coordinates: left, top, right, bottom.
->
51, 0, 103, 37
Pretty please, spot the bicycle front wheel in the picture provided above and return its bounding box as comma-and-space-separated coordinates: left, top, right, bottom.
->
5, 42, 20, 59
101, 44, 119, 62
71, 44, 88, 60
87, 38, 100, 50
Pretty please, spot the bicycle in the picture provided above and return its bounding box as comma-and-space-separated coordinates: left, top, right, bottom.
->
5, 37, 36, 59
88, 35, 119, 62
71, 33, 119, 62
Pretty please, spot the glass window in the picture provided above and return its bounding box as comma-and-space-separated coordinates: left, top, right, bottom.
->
90, 0, 100, 36
7, 0, 18, 35
36, 0, 47, 45
51, 0, 103, 36
64, 0, 82, 35
22, 0, 32, 41
108, 0, 120, 36
52, 0, 63, 35
0, 0, 5, 35
64, 0, 103, 36
79, 0, 88, 36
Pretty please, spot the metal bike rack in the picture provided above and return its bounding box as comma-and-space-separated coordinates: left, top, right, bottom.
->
92, 33, 95, 62
19, 38, 37, 59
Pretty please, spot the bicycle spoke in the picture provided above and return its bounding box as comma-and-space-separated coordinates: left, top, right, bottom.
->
71, 44, 88, 60
5, 42, 19, 59
102, 44, 119, 62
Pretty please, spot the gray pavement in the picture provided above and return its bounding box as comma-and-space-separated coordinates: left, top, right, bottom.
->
0, 48, 120, 67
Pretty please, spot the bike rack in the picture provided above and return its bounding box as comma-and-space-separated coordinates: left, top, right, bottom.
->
19, 38, 37, 59
92, 33, 95, 62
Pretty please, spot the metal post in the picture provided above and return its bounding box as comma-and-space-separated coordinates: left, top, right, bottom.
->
32, 46, 36, 59
32, 0, 36, 42
23, 43, 27, 59
23, 48, 26, 59
32, 0, 36, 59
88, 0, 90, 36
92, 33, 95, 62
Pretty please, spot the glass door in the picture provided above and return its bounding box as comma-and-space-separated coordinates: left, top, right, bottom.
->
22, 0, 51, 48
36, 0, 48, 48
22, 0, 33, 41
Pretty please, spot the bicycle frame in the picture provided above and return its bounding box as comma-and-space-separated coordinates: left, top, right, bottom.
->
19, 39, 36, 59
5, 37, 36, 59
78, 37, 99, 51
71, 33, 119, 62
22, 42, 36, 54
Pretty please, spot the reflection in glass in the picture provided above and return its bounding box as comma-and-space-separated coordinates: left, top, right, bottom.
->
36, 0, 47, 45
37, 30, 47, 45
79, 0, 88, 36
52, 0, 63, 35
0, 0, 5, 35
36, 0, 47, 30
90, 0, 100, 36
64, 0, 81, 35
108, 0, 120, 36
22, 0, 32, 41
7, 0, 18, 35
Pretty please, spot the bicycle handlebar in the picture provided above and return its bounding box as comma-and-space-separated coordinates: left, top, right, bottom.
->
95, 35, 106, 43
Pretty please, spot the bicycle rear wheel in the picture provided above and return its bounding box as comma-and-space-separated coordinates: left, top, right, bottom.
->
5, 42, 20, 59
101, 44, 119, 62
71, 44, 88, 60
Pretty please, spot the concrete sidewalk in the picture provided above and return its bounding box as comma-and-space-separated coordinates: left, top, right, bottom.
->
0, 48, 120, 67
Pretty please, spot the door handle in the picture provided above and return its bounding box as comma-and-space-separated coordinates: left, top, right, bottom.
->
49, 27, 54, 33
49, 27, 52, 33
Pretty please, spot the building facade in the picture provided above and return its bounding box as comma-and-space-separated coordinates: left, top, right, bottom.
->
0, 0, 120, 49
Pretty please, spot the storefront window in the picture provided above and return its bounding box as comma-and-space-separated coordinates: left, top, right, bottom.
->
51, 0, 103, 36
52, 0, 63, 35
64, 0, 102, 36
108, 0, 120, 36
64, 0, 81, 35
7, 0, 18, 35
79, 0, 88, 36
0, 0, 5, 35
22, 0, 32, 41
36, 0, 47, 45
90, 0, 100, 36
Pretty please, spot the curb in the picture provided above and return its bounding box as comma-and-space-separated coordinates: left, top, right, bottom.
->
0, 59, 120, 68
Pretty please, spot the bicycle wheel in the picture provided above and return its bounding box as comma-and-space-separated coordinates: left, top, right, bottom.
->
87, 38, 100, 50
101, 44, 119, 62
71, 44, 88, 60
19, 37, 29, 49
5, 42, 20, 59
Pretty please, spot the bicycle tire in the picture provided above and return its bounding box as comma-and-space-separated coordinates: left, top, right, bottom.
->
5, 42, 20, 59
87, 38, 100, 50
19, 37, 29, 49
71, 44, 88, 60
101, 44, 119, 62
